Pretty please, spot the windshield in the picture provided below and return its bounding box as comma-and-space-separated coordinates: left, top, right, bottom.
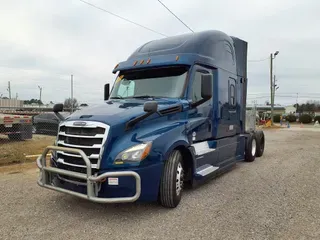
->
110, 66, 188, 99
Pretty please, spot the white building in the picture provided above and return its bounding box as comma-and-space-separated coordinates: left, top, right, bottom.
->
285, 105, 296, 115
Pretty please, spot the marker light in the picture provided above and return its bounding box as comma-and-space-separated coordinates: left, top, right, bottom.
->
176, 55, 179, 61
140, 59, 144, 65
133, 60, 138, 66
147, 58, 151, 64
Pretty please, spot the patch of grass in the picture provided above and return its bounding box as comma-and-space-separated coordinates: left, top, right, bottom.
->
0, 134, 56, 166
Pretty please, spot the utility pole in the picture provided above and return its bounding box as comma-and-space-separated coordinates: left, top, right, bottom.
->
71, 74, 74, 113
296, 93, 299, 115
16, 93, 18, 99
270, 51, 279, 125
7, 81, 11, 99
270, 54, 273, 121
272, 75, 278, 107
38, 85, 42, 105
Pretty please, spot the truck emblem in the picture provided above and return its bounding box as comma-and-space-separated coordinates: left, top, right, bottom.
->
73, 121, 87, 126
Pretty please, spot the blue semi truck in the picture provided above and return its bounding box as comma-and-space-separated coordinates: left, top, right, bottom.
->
37, 30, 265, 208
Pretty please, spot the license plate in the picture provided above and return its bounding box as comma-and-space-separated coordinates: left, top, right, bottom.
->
5, 124, 12, 128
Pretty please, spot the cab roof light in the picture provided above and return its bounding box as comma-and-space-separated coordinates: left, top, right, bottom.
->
147, 58, 151, 64
114, 63, 119, 69
140, 59, 144, 65
176, 55, 179, 61
133, 60, 138, 66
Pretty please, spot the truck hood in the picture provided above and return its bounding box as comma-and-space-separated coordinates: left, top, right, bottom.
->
66, 98, 182, 126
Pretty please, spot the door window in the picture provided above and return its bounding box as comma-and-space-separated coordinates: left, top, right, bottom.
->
191, 69, 210, 102
192, 71, 203, 102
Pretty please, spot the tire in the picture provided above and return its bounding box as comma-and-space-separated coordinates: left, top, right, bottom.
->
159, 150, 184, 208
255, 130, 265, 157
8, 133, 22, 141
244, 133, 257, 162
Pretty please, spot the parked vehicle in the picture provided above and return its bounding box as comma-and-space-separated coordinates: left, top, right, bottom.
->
0, 114, 32, 140
33, 112, 70, 135
37, 30, 265, 208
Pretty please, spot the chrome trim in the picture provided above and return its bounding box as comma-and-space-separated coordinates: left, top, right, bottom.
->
57, 158, 97, 169
57, 120, 110, 169
57, 151, 99, 159
57, 141, 102, 149
58, 132, 105, 139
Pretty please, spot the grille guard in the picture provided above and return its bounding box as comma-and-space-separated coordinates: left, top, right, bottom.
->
37, 146, 141, 203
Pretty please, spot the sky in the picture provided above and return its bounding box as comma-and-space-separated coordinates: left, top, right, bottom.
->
0, 0, 319, 106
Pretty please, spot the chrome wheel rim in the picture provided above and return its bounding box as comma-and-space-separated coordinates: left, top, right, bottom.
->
251, 139, 256, 156
176, 162, 184, 196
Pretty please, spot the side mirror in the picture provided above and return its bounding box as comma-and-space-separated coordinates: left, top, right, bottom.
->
104, 83, 110, 100
144, 101, 158, 113
53, 103, 64, 113
201, 74, 213, 99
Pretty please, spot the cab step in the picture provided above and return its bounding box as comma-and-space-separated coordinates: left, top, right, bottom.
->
195, 164, 219, 177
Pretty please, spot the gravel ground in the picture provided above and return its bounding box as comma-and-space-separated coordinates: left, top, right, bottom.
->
0, 129, 320, 240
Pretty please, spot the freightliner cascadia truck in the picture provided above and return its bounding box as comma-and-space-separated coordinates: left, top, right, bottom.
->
37, 30, 265, 208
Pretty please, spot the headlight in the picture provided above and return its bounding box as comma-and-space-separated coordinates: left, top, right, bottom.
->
114, 142, 152, 164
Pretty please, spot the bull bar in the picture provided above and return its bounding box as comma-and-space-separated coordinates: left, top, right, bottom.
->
36, 146, 141, 203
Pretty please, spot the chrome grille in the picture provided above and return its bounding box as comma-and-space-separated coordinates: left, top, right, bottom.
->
55, 121, 110, 169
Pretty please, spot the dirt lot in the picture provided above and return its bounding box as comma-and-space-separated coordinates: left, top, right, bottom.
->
0, 134, 55, 166
0, 128, 319, 240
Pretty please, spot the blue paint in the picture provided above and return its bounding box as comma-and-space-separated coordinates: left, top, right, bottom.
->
49, 30, 252, 203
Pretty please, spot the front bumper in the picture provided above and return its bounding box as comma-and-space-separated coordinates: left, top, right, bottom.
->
37, 146, 141, 203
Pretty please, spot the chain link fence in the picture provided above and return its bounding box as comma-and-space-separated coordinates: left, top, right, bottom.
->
0, 106, 73, 166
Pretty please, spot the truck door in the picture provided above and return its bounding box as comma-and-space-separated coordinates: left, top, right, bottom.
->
187, 65, 217, 169
187, 65, 213, 142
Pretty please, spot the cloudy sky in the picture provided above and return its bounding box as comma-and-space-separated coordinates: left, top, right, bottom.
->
0, 0, 319, 106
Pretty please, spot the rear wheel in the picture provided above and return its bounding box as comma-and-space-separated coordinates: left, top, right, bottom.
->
159, 150, 184, 208
255, 130, 265, 157
244, 133, 257, 162
8, 133, 22, 141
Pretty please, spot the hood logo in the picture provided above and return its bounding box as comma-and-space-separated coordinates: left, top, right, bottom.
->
73, 121, 87, 126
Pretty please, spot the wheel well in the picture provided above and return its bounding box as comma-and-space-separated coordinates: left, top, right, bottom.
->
174, 146, 194, 183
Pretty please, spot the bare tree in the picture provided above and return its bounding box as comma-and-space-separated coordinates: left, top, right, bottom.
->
64, 98, 79, 110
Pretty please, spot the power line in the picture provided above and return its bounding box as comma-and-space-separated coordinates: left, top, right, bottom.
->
247, 95, 320, 99
157, 0, 194, 33
78, 0, 168, 37
248, 92, 320, 95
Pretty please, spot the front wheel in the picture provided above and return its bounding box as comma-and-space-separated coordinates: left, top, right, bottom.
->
159, 150, 184, 208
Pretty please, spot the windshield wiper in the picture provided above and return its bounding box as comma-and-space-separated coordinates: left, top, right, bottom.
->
132, 95, 155, 99
110, 96, 124, 99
